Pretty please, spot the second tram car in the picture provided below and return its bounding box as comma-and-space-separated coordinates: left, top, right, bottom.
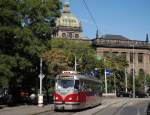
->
54, 71, 102, 110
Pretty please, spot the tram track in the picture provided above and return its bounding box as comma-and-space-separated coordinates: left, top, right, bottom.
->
92, 99, 128, 115
72, 98, 124, 115
92, 98, 149, 115
34, 98, 150, 115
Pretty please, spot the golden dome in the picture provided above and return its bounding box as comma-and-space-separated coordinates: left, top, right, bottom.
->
56, 2, 81, 28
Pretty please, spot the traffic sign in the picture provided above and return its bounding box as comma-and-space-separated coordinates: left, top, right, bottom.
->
105, 69, 110, 76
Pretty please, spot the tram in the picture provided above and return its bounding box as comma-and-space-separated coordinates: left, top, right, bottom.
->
54, 71, 102, 110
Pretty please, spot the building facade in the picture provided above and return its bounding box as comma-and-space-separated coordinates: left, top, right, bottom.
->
55, 2, 82, 39
92, 34, 150, 75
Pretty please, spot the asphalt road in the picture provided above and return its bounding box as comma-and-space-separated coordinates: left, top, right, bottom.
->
36, 98, 150, 115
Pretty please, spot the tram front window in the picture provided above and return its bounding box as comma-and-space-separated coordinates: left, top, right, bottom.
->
57, 80, 74, 89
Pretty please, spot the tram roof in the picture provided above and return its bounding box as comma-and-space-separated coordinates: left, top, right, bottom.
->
57, 71, 101, 83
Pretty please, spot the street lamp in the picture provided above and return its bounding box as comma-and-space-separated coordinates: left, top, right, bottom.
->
132, 44, 135, 98
125, 68, 128, 93
38, 58, 45, 107
144, 56, 147, 93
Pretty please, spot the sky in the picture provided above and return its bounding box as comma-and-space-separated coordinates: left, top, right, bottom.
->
62, 0, 150, 41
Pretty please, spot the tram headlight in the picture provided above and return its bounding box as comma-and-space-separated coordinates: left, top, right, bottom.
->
55, 96, 58, 100
69, 97, 72, 100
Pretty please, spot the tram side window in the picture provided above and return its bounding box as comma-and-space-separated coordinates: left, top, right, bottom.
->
80, 80, 86, 91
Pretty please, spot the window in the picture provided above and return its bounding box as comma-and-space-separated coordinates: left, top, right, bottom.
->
112, 52, 118, 55
75, 34, 79, 38
57, 80, 74, 90
103, 51, 109, 56
138, 53, 143, 63
62, 33, 66, 38
130, 53, 133, 63
69, 33, 72, 38
139, 68, 144, 75
121, 52, 126, 60
130, 68, 135, 75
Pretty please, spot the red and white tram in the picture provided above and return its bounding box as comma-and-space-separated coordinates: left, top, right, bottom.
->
54, 71, 102, 110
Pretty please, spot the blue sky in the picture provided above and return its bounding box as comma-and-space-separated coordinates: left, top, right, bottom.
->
62, 0, 150, 41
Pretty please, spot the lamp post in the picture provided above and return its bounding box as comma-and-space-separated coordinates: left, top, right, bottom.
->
132, 45, 135, 98
144, 70, 147, 93
125, 68, 128, 93
38, 58, 45, 107
144, 55, 147, 93
75, 55, 77, 71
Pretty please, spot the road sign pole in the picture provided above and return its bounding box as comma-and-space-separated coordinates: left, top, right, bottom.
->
105, 69, 108, 95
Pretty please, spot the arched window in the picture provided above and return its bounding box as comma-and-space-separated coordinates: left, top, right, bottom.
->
69, 33, 72, 38
130, 68, 135, 75
62, 33, 66, 38
139, 68, 144, 75
75, 34, 79, 38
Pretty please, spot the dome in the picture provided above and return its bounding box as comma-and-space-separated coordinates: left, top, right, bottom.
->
56, 13, 80, 27
56, 2, 81, 28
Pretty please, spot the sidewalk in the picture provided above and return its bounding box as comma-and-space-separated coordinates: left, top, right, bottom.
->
0, 104, 53, 115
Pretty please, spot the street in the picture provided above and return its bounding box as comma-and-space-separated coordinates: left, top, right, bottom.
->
0, 97, 149, 115
35, 98, 150, 115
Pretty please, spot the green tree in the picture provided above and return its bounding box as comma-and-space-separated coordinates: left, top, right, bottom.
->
0, 0, 61, 87
42, 48, 68, 76
100, 52, 129, 92
42, 39, 98, 79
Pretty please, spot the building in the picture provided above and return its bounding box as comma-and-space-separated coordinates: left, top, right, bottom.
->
92, 34, 150, 75
55, 2, 82, 39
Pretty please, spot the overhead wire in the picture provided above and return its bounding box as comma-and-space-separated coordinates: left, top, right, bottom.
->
82, 0, 99, 30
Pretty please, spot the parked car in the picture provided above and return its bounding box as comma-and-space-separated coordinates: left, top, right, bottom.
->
0, 88, 9, 104
116, 90, 131, 97
135, 91, 148, 98
129, 91, 148, 98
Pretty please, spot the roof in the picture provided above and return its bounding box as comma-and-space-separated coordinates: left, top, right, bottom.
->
101, 34, 130, 41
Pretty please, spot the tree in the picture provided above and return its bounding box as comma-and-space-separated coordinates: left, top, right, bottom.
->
42, 48, 68, 76
100, 52, 129, 92
42, 39, 98, 79
0, 0, 61, 88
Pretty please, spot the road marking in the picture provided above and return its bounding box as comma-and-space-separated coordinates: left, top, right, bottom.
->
137, 107, 140, 115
